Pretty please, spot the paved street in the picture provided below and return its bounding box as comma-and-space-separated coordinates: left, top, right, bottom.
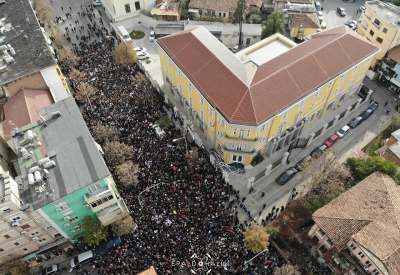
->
322, 0, 366, 29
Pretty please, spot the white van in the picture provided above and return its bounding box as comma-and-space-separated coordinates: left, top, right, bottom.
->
117, 25, 132, 42
70, 250, 94, 269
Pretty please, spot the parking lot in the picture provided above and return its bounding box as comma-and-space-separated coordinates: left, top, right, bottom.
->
321, 0, 367, 29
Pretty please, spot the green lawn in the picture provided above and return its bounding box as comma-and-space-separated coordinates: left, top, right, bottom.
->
130, 30, 145, 39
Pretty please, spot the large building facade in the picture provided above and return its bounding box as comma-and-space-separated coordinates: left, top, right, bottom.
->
358, 1, 400, 66
157, 26, 379, 165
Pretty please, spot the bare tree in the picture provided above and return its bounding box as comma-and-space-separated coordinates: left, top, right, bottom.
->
33, 0, 55, 29
93, 123, 120, 144
112, 42, 138, 65
0, 258, 29, 275
243, 223, 270, 253
50, 27, 64, 48
184, 147, 205, 166
273, 264, 299, 275
58, 46, 79, 68
111, 215, 136, 236
69, 68, 85, 85
115, 161, 139, 186
75, 82, 97, 101
104, 141, 133, 166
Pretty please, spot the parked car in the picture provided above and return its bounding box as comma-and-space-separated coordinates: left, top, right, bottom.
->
311, 144, 328, 158
136, 51, 150, 60
357, 85, 369, 99
42, 264, 61, 275
359, 6, 366, 12
93, 0, 102, 6
344, 21, 356, 29
295, 156, 311, 171
324, 134, 339, 147
337, 7, 346, 16
96, 237, 122, 256
151, 123, 166, 138
359, 108, 373, 120
349, 116, 363, 128
276, 167, 297, 185
317, 11, 324, 22
149, 30, 155, 41
133, 46, 147, 52
369, 101, 379, 112
315, 1, 322, 11
232, 45, 241, 53
336, 125, 350, 138
70, 250, 94, 269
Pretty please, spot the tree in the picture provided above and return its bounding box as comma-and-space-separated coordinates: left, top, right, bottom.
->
273, 264, 299, 275
81, 216, 108, 245
266, 227, 279, 239
93, 123, 120, 144
69, 68, 85, 85
249, 12, 262, 24
390, 113, 400, 132
113, 42, 138, 65
50, 27, 64, 48
115, 161, 139, 186
261, 10, 285, 39
32, 0, 55, 29
104, 141, 133, 166
243, 223, 270, 253
179, 0, 192, 10
155, 111, 171, 129
0, 258, 29, 275
58, 46, 79, 68
394, 0, 400, 6
111, 215, 136, 236
233, 0, 248, 46
75, 82, 97, 101
346, 156, 399, 182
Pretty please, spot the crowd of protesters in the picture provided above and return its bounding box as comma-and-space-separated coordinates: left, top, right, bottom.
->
56, 5, 285, 275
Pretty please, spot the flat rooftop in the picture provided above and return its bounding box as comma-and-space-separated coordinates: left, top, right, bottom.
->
184, 22, 262, 36
367, 0, 400, 27
13, 97, 110, 210
0, 0, 55, 85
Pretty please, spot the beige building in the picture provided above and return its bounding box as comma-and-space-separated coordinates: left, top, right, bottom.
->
103, 0, 155, 22
188, 0, 262, 19
151, 0, 180, 21
358, 0, 400, 66
308, 172, 400, 275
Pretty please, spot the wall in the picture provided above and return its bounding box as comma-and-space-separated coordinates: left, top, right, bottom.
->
2, 72, 47, 98
104, 0, 153, 22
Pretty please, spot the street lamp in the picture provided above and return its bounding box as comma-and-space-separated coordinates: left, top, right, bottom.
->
172, 137, 188, 154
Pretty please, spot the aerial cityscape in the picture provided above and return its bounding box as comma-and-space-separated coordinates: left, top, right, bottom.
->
0, 0, 399, 274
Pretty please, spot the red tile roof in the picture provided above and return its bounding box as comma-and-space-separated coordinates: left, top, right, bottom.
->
3, 89, 54, 141
313, 172, 400, 275
388, 45, 400, 64
157, 25, 379, 125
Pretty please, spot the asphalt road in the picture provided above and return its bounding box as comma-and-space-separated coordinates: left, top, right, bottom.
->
322, 0, 366, 29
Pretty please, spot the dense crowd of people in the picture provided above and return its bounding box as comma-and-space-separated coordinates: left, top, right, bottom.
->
59, 6, 285, 275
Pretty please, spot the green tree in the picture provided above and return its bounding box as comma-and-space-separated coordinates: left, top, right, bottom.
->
393, 0, 400, 6
233, 0, 248, 45
261, 10, 285, 39
346, 156, 399, 182
250, 12, 262, 24
266, 227, 279, 239
389, 113, 400, 132
155, 111, 171, 129
243, 223, 270, 253
111, 215, 136, 236
81, 216, 108, 245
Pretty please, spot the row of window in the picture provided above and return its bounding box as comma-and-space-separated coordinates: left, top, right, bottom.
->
124, 2, 141, 13
90, 195, 115, 208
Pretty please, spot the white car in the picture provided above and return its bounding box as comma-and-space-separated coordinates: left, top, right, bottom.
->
134, 46, 147, 52
151, 124, 166, 138
317, 11, 324, 22
93, 0, 102, 6
137, 51, 150, 60
336, 125, 350, 138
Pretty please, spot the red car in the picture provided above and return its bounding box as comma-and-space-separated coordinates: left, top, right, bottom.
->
324, 134, 339, 147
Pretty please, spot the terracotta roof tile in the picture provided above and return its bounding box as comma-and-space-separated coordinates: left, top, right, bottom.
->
2, 89, 54, 141
136, 266, 158, 275
189, 0, 261, 13
289, 13, 321, 28
388, 45, 400, 64
157, 25, 379, 125
312, 172, 400, 275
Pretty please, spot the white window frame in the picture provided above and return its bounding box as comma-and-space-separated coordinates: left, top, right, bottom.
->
233, 128, 237, 135
200, 111, 204, 121
278, 124, 284, 135
208, 106, 213, 115
299, 100, 305, 109
188, 82, 192, 92
247, 130, 251, 137
200, 96, 204, 106
178, 70, 181, 79
339, 74, 345, 83
328, 81, 333, 90
168, 58, 171, 66
315, 89, 321, 98
353, 66, 358, 75
282, 111, 288, 119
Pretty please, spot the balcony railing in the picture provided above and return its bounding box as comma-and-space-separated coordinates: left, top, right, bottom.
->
224, 146, 255, 154
84, 187, 110, 203
222, 134, 258, 146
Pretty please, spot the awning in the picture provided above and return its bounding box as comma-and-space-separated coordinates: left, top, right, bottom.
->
22, 238, 70, 261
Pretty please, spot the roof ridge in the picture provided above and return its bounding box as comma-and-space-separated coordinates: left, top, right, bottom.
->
380, 174, 400, 237
230, 88, 256, 122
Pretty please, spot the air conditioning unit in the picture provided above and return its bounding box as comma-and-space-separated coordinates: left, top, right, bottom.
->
12, 222, 20, 227
32, 237, 39, 241
64, 223, 71, 227
83, 204, 90, 208
56, 207, 62, 212
70, 229, 76, 233
20, 230, 27, 235
64, 216, 70, 221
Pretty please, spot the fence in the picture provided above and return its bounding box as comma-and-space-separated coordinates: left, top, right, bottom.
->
271, 158, 282, 170
327, 119, 335, 129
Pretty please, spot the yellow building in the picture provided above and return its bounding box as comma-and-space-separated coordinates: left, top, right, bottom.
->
157, 26, 379, 166
358, 0, 400, 66
288, 13, 321, 39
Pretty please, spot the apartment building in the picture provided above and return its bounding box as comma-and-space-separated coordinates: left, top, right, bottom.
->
0, 97, 129, 264
157, 26, 379, 165
308, 172, 400, 275
358, 0, 400, 66
188, 0, 262, 19
103, 0, 155, 22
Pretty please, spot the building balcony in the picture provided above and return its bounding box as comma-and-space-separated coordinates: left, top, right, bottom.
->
224, 143, 256, 153
84, 187, 112, 204
97, 204, 123, 226
221, 134, 259, 146
224, 146, 256, 154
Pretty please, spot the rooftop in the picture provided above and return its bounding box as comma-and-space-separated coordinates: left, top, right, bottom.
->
388, 44, 400, 64
13, 97, 110, 210
289, 13, 321, 28
2, 89, 54, 141
0, 0, 55, 85
136, 266, 158, 275
157, 25, 379, 125
366, 0, 400, 28
151, 1, 180, 16
188, 0, 262, 14
184, 22, 262, 36
312, 172, 400, 275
